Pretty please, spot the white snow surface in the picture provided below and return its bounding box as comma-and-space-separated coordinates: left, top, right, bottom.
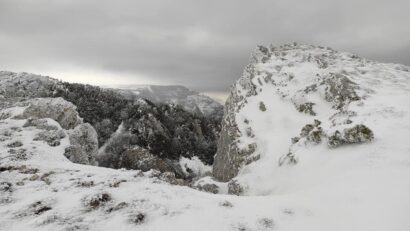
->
1, 45, 410, 230
229, 45, 410, 200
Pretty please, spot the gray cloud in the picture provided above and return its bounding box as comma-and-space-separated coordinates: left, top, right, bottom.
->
0, 0, 409, 93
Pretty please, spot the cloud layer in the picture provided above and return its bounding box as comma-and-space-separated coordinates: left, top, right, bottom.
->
1, 0, 409, 92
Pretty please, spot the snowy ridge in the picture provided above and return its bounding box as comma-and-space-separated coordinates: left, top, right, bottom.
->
213, 44, 410, 194
0, 71, 60, 99
113, 85, 224, 118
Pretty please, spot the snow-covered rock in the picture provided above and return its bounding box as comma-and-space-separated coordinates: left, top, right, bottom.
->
15, 98, 82, 130
0, 71, 59, 98
213, 44, 410, 197
0, 96, 98, 166
64, 123, 99, 165
179, 156, 212, 178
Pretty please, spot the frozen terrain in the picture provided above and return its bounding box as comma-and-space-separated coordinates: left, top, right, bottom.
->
1, 44, 410, 230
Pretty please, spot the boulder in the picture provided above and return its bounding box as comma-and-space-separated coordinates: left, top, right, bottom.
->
64, 123, 98, 165
17, 98, 82, 129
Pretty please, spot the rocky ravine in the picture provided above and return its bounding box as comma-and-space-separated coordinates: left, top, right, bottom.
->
0, 71, 221, 181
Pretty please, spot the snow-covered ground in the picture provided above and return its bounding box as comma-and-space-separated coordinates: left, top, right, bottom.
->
1, 45, 410, 230
1, 90, 410, 231
0, 105, 280, 231
230, 45, 410, 199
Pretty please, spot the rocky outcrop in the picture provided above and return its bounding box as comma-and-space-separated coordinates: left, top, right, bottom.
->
2, 96, 99, 165
64, 123, 98, 165
322, 73, 361, 109
0, 71, 59, 98
328, 124, 374, 148
212, 43, 388, 184
16, 98, 82, 129
212, 47, 263, 182
0, 95, 98, 165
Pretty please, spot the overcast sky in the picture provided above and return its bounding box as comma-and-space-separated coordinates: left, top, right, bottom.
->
0, 0, 409, 99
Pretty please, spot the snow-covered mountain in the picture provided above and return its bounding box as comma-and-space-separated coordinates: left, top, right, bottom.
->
112, 85, 224, 119
1, 44, 410, 231
212, 44, 410, 193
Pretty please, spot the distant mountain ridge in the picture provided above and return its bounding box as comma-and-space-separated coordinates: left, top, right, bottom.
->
111, 84, 224, 119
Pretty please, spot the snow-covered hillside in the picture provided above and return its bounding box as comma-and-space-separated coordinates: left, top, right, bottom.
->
1, 44, 410, 231
113, 85, 224, 118
213, 44, 410, 195
0, 101, 280, 231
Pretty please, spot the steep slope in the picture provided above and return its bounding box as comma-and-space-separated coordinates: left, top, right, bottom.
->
114, 85, 224, 119
213, 44, 410, 196
97, 99, 220, 170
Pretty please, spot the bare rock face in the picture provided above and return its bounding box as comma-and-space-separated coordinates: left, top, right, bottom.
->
64, 123, 98, 165
16, 98, 82, 130
212, 47, 264, 182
